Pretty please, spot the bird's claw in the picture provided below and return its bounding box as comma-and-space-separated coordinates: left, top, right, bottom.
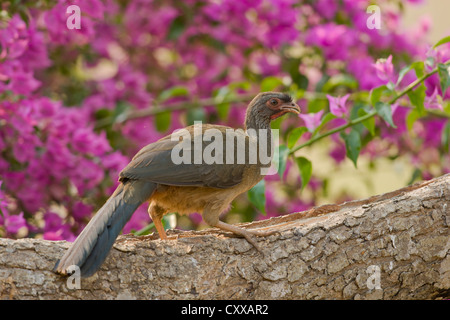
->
239, 228, 280, 253
247, 228, 280, 238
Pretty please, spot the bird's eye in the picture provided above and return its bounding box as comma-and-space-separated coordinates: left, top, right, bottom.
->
270, 99, 278, 106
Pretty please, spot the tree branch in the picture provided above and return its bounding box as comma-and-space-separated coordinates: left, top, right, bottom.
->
93, 91, 332, 129
1, 174, 449, 300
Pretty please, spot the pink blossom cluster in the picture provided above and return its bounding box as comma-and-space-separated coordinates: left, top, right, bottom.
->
0, 10, 128, 239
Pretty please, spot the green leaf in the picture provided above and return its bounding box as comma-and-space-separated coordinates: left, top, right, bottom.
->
307, 99, 328, 113
190, 34, 226, 53
406, 109, 420, 131
375, 101, 397, 128
134, 213, 176, 235
287, 127, 307, 149
433, 35, 450, 49
437, 63, 450, 95
322, 74, 358, 92
186, 108, 206, 126
342, 129, 361, 168
167, 16, 186, 40
114, 101, 131, 123
406, 84, 426, 116
162, 213, 176, 230
370, 85, 389, 106
270, 116, 283, 130
358, 108, 376, 136
408, 168, 422, 185
94, 101, 131, 129
313, 112, 336, 136
158, 85, 189, 102
386, 81, 395, 91
398, 61, 426, 87
95, 108, 113, 122
397, 66, 412, 86
213, 86, 233, 120
213, 86, 231, 102
294, 157, 312, 190
261, 76, 283, 92
412, 61, 425, 78
134, 222, 155, 236
216, 102, 230, 120
293, 88, 305, 100
425, 56, 435, 69
18, 9, 30, 26
155, 111, 171, 132
282, 58, 309, 90
275, 145, 290, 179
315, 74, 330, 92
248, 180, 266, 215
442, 121, 450, 153
228, 81, 251, 91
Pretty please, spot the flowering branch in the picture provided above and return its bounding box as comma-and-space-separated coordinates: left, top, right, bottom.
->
94, 93, 254, 129
94, 91, 328, 129
289, 60, 450, 155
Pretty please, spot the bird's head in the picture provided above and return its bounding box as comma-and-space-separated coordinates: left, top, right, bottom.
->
245, 92, 301, 129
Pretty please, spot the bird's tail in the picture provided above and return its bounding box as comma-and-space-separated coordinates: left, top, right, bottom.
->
54, 180, 156, 277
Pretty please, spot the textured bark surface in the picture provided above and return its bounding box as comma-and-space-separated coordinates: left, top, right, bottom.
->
0, 174, 449, 300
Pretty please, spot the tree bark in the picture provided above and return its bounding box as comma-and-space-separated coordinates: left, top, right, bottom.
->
1, 174, 449, 300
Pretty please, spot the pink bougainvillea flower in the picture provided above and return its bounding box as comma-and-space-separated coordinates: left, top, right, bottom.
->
326, 94, 350, 117
347, 55, 385, 90
329, 139, 346, 164
422, 119, 446, 148
424, 87, 443, 110
305, 23, 359, 61
373, 55, 395, 83
314, 0, 338, 20
4, 212, 28, 236
0, 181, 9, 215
299, 110, 324, 132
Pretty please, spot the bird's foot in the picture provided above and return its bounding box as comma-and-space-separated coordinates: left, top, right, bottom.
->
244, 229, 281, 253
215, 221, 279, 253
246, 228, 280, 238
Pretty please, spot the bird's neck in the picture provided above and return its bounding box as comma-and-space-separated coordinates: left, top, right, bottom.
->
244, 113, 272, 147
244, 115, 273, 167
244, 115, 271, 132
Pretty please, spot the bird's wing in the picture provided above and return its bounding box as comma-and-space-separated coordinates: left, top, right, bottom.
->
119, 124, 251, 189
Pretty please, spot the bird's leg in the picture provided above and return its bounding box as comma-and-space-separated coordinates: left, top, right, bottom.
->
153, 216, 168, 240
203, 208, 277, 252
148, 202, 168, 240
215, 221, 261, 251
214, 220, 281, 252
245, 228, 280, 237
218, 221, 280, 238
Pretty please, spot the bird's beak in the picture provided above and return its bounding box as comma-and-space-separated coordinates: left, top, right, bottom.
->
270, 102, 301, 120
281, 102, 301, 114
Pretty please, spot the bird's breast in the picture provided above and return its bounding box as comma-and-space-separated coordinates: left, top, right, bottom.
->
150, 166, 263, 215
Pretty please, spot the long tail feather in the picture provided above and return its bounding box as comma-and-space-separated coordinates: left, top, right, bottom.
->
54, 180, 155, 277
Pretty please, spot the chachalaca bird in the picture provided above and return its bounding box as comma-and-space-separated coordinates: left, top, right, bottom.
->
54, 92, 300, 277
